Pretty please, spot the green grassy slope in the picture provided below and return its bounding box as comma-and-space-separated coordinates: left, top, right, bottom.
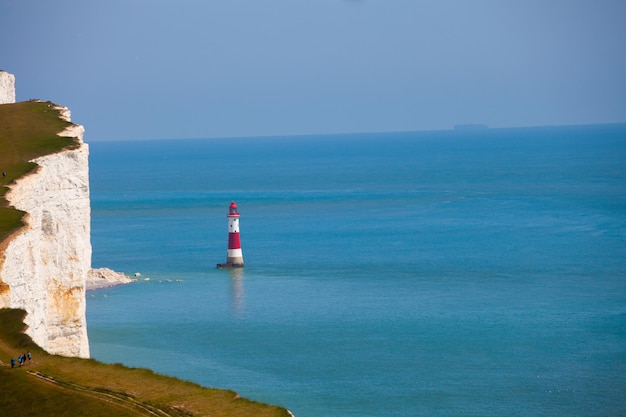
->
0, 309, 291, 417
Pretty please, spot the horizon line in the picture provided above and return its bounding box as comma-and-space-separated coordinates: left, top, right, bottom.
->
86, 121, 626, 143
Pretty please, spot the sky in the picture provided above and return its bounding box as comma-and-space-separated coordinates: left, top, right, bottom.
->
1, 0, 625, 141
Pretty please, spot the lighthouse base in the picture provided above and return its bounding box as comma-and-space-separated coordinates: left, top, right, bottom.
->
216, 262, 244, 269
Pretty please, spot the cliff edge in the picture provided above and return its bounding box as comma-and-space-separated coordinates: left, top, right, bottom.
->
0, 72, 91, 358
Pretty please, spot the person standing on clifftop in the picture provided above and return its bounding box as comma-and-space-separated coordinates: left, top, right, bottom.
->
10, 357, 15, 368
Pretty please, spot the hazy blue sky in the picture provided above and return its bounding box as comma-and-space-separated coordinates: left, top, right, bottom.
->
2, 0, 625, 141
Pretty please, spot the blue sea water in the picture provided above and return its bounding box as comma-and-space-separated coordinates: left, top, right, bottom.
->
87, 125, 626, 417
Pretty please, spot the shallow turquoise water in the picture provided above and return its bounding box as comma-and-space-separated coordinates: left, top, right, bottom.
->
88, 125, 626, 416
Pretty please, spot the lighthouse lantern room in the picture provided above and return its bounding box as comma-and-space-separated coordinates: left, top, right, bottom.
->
217, 201, 244, 268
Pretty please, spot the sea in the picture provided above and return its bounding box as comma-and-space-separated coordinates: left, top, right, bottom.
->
86, 125, 626, 417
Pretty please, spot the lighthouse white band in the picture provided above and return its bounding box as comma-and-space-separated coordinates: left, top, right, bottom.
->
227, 248, 243, 257
228, 217, 239, 232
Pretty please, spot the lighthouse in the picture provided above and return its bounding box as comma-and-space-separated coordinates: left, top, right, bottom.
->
217, 201, 244, 268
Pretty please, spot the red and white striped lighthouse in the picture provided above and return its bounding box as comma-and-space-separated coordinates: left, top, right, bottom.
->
217, 201, 244, 268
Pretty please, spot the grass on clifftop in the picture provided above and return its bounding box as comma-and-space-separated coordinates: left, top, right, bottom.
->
0, 309, 291, 417
0, 101, 79, 245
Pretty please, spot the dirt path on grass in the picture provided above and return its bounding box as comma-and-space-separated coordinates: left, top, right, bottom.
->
27, 370, 188, 417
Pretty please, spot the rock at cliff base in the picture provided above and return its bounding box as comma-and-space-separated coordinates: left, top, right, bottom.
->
87, 268, 134, 291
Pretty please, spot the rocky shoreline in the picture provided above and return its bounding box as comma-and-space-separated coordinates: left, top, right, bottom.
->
86, 268, 135, 291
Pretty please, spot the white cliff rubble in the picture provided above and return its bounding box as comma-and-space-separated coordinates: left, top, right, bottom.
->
87, 268, 134, 291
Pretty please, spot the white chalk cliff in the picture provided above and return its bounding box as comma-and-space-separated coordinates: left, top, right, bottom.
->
0, 71, 16, 104
0, 73, 91, 358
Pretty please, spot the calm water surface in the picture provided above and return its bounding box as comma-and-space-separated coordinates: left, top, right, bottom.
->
88, 126, 626, 417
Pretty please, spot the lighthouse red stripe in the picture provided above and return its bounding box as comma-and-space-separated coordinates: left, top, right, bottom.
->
228, 232, 241, 249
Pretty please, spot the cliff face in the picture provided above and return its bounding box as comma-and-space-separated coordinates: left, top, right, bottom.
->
0, 71, 16, 104
0, 100, 92, 358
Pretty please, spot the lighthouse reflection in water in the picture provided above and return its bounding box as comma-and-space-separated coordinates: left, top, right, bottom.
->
229, 268, 245, 318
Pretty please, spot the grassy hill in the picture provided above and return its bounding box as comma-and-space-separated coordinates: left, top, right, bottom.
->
0, 309, 291, 417
0, 101, 291, 417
